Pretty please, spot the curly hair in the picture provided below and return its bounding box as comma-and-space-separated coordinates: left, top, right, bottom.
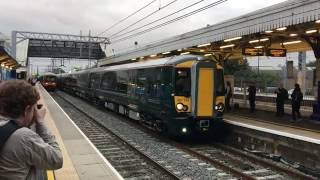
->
0, 80, 40, 119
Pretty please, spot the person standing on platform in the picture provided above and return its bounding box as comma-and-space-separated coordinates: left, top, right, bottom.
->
225, 81, 232, 112
0, 80, 63, 180
275, 84, 288, 117
248, 84, 256, 113
291, 83, 303, 121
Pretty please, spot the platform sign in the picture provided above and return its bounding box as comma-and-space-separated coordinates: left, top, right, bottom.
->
267, 49, 287, 57
242, 48, 264, 56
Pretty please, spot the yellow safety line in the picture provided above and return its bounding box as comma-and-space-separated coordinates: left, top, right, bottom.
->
225, 114, 320, 134
47, 170, 55, 180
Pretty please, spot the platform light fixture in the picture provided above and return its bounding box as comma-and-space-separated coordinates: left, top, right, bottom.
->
199, 49, 205, 52
260, 38, 269, 42
5, 66, 8, 68
265, 30, 273, 33
180, 52, 190, 55
162, 51, 171, 55
276, 27, 287, 31
204, 54, 212, 57
254, 46, 264, 49
316, 20, 320, 23
249, 40, 259, 43
289, 33, 298, 37
306, 29, 318, 34
197, 43, 211, 47
150, 54, 157, 57
249, 38, 269, 44
224, 36, 242, 42
177, 49, 182, 51
220, 44, 235, 49
131, 58, 136, 61
140, 56, 144, 59
0, 63, 4, 67
281, 40, 302, 45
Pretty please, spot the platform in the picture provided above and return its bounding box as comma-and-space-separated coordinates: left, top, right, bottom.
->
224, 99, 320, 145
38, 85, 123, 180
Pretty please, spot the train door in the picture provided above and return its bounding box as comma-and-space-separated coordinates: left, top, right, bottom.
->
88, 73, 101, 100
191, 61, 215, 124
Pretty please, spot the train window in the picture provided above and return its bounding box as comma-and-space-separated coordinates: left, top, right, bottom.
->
136, 69, 147, 95
215, 69, 225, 96
101, 72, 117, 90
175, 68, 191, 96
148, 68, 161, 98
117, 71, 128, 93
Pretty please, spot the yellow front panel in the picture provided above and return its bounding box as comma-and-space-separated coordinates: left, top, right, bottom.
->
197, 68, 213, 117
176, 61, 195, 68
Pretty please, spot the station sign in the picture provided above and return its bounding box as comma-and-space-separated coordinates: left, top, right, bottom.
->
242, 48, 264, 56
266, 49, 287, 57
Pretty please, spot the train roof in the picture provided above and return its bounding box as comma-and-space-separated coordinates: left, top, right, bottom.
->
95, 55, 207, 72
61, 55, 207, 76
39, 72, 57, 76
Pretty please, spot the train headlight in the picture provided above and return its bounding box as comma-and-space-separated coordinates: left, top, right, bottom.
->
215, 103, 224, 111
182, 127, 188, 133
176, 103, 184, 110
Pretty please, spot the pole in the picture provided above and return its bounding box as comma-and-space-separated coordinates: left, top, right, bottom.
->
284, 56, 288, 89
257, 55, 260, 75
88, 30, 91, 68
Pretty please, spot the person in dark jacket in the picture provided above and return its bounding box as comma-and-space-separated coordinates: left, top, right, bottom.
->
275, 84, 288, 117
291, 83, 303, 120
248, 84, 256, 113
225, 81, 232, 111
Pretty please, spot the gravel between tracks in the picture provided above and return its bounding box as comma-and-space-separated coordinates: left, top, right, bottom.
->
53, 91, 237, 180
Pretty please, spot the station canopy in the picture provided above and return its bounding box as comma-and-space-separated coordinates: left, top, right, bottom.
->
0, 44, 19, 69
99, 0, 320, 66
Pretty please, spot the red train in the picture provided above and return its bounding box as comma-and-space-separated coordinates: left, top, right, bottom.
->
38, 73, 57, 91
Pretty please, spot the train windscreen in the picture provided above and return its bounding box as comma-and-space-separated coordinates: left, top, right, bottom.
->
215, 69, 225, 96
175, 68, 191, 96
44, 76, 56, 82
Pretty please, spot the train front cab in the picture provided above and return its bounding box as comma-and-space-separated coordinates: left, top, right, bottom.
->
171, 59, 225, 136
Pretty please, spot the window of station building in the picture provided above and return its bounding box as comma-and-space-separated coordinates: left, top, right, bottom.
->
101, 71, 117, 91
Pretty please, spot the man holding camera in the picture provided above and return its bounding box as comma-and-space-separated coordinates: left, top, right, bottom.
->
0, 80, 63, 180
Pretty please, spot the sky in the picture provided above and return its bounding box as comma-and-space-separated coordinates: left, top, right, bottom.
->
1, 0, 307, 73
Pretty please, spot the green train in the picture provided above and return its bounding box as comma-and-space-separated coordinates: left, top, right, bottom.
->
58, 55, 225, 136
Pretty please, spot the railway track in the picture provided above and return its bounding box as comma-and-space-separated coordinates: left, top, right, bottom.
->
53, 94, 180, 180
52, 91, 316, 180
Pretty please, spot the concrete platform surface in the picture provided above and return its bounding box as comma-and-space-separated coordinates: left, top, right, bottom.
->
38, 86, 124, 180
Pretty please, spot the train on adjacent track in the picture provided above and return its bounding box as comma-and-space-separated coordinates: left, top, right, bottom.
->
38, 72, 58, 91
58, 55, 225, 136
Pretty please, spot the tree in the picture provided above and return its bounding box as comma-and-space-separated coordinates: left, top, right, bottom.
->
224, 58, 280, 88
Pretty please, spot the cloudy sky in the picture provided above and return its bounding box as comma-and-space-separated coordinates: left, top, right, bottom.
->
3, 0, 309, 73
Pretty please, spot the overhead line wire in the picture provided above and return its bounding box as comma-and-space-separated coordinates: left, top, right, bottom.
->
109, 0, 179, 38
110, 0, 206, 39
112, 0, 227, 43
97, 0, 157, 36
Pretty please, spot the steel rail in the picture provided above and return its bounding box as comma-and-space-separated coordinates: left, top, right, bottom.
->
215, 143, 316, 180
54, 93, 181, 180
